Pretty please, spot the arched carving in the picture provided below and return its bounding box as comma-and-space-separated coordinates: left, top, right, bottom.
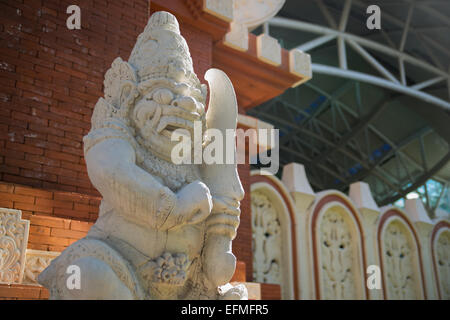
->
320, 207, 357, 299
431, 221, 450, 300
0, 208, 29, 284
378, 209, 426, 300
251, 191, 282, 285
382, 221, 418, 299
310, 193, 367, 300
250, 174, 298, 299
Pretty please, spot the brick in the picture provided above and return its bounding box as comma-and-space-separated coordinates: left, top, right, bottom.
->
74, 202, 98, 213
3, 174, 42, 188
51, 227, 86, 239
16, 82, 52, 98
0, 285, 41, 299
0, 164, 20, 175
49, 106, 83, 121
22, 91, 52, 105
54, 207, 90, 220
6, 142, 44, 156
70, 220, 93, 232
24, 137, 60, 151
45, 150, 79, 163
11, 110, 48, 126
0, 200, 13, 208
43, 166, 78, 178
14, 202, 52, 214
28, 123, 64, 137
47, 134, 81, 148
53, 191, 92, 203
29, 214, 70, 229
55, 64, 87, 79
30, 225, 51, 236
14, 186, 53, 199
0, 193, 35, 204
27, 243, 48, 251
28, 234, 71, 246
39, 288, 50, 299
21, 169, 57, 183
35, 197, 73, 209
0, 182, 15, 193
5, 157, 42, 171
260, 283, 281, 300
25, 154, 61, 167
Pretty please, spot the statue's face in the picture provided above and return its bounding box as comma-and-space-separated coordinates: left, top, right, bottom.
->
132, 83, 205, 162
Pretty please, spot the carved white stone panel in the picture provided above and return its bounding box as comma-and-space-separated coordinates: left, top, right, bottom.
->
318, 206, 361, 299
23, 250, 60, 285
0, 208, 30, 284
251, 191, 282, 285
434, 230, 450, 300
382, 220, 421, 299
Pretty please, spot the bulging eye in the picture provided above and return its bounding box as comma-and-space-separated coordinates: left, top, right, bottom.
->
152, 88, 174, 105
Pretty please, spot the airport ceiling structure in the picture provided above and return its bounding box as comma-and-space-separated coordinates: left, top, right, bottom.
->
248, 0, 450, 214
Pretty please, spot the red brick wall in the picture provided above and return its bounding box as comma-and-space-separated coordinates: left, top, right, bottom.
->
0, 0, 149, 195
0, 181, 95, 250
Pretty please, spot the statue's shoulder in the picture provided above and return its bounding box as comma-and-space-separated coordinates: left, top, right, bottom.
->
83, 97, 137, 155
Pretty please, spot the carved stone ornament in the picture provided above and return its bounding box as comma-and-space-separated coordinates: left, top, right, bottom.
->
319, 209, 357, 299
38, 11, 247, 300
251, 192, 282, 285
23, 250, 60, 285
0, 208, 30, 284
435, 230, 450, 300
383, 221, 418, 299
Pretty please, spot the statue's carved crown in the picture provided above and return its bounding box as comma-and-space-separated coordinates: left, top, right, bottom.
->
128, 11, 204, 98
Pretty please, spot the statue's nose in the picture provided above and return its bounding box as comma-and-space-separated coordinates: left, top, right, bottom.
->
171, 96, 197, 112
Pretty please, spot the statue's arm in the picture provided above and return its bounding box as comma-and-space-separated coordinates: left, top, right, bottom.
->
85, 137, 178, 229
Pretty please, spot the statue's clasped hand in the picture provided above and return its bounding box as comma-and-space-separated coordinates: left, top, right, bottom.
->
171, 180, 213, 227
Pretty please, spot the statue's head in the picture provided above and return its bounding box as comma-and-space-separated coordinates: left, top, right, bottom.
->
97, 11, 239, 169
120, 11, 207, 162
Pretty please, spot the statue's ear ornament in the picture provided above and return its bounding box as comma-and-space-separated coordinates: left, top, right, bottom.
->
91, 57, 139, 130
104, 57, 138, 107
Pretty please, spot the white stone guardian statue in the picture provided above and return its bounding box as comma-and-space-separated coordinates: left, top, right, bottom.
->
38, 11, 247, 300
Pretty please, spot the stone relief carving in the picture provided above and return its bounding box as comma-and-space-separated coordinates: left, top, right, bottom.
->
383, 221, 418, 299
139, 252, 189, 285
435, 230, 450, 300
23, 250, 60, 285
0, 208, 29, 285
319, 208, 357, 299
38, 11, 246, 300
251, 191, 282, 285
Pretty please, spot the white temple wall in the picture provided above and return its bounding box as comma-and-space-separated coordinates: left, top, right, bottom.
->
250, 163, 450, 300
